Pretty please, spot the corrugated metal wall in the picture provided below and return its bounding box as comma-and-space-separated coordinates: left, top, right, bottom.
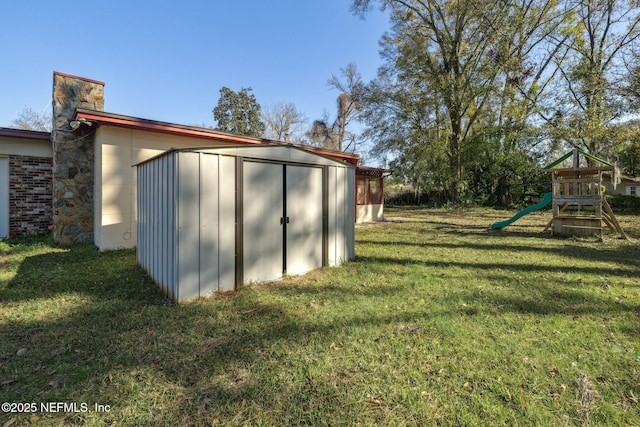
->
346, 167, 356, 260
137, 146, 355, 303
137, 151, 177, 300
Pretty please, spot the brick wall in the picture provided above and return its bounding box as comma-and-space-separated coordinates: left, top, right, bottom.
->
9, 155, 53, 236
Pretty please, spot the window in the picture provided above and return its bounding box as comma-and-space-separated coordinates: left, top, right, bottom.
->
356, 176, 384, 205
630, 186, 637, 196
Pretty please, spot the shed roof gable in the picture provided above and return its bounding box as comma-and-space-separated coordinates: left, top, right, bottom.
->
140, 144, 355, 169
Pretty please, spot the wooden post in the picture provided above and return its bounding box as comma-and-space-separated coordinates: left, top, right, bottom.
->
602, 198, 628, 240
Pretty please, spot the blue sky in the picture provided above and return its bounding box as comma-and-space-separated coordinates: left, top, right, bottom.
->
1, 1, 388, 132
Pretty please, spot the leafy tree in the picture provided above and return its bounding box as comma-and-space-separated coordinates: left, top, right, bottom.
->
213, 87, 266, 137
485, 0, 573, 151
10, 107, 51, 132
616, 120, 640, 176
624, 49, 640, 110
352, 0, 569, 204
620, 120, 640, 182
550, 0, 640, 160
618, 140, 640, 176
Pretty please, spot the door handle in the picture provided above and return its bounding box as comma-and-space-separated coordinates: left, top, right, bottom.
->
286, 217, 290, 224
280, 217, 284, 225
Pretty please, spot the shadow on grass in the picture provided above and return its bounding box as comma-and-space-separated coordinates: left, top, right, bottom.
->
2, 243, 161, 304
349, 254, 639, 319
0, 242, 426, 425
385, 208, 640, 239
356, 252, 638, 280
2, 224, 639, 425
358, 238, 640, 271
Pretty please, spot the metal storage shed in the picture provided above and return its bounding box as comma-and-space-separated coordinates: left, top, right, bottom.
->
136, 144, 356, 303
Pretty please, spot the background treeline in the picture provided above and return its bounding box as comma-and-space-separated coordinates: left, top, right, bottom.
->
347, 0, 640, 207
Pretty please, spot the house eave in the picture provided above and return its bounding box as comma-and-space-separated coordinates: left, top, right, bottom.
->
0, 127, 51, 140
74, 109, 359, 165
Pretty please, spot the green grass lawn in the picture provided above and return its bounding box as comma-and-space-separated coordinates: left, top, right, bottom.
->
1, 207, 639, 426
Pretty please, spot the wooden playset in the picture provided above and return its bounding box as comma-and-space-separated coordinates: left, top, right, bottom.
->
543, 149, 627, 239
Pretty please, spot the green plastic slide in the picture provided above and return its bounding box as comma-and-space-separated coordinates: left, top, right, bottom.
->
491, 192, 553, 229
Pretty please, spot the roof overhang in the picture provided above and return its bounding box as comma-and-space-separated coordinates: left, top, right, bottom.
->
545, 166, 614, 176
356, 166, 393, 177
74, 109, 359, 165
0, 127, 51, 140
602, 171, 640, 183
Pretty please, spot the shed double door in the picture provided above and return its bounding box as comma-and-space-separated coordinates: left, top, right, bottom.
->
243, 161, 323, 284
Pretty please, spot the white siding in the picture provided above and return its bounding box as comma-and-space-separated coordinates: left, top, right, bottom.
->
95, 126, 230, 251
0, 138, 52, 158
356, 204, 385, 223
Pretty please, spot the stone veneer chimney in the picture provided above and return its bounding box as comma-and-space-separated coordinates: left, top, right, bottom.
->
51, 72, 104, 244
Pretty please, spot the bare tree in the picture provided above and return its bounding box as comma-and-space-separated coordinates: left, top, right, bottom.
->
328, 63, 363, 152
307, 118, 338, 149
10, 107, 52, 132
261, 102, 308, 143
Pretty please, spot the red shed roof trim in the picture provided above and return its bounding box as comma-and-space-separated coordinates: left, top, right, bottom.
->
302, 146, 359, 165
0, 127, 51, 140
75, 109, 359, 165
